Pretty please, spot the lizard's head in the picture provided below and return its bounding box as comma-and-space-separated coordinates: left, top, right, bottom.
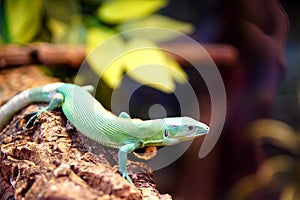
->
161, 117, 209, 145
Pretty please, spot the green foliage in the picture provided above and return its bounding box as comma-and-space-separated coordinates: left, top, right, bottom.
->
86, 27, 188, 93
5, 0, 42, 43
44, 0, 85, 44
118, 14, 194, 42
0, 0, 194, 93
98, 0, 168, 24
43, 0, 79, 23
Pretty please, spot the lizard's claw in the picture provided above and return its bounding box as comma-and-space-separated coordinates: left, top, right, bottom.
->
122, 171, 134, 185
23, 108, 47, 130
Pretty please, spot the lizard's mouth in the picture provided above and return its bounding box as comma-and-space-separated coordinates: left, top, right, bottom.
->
197, 126, 210, 135
189, 127, 209, 137
176, 132, 207, 141
186, 127, 209, 137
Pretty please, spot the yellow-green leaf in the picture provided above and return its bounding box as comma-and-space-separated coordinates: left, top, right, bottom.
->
119, 14, 194, 42
124, 38, 187, 93
228, 155, 294, 200
48, 15, 85, 44
6, 0, 42, 43
86, 27, 125, 88
66, 15, 86, 44
280, 184, 298, 200
47, 17, 68, 43
86, 27, 117, 52
98, 0, 168, 24
43, 0, 79, 23
86, 30, 187, 93
164, 55, 188, 84
246, 119, 300, 155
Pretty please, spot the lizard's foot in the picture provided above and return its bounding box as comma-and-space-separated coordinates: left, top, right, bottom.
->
122, 171, 134, 185
22, 93, 64, 130
23, 108, 47, 129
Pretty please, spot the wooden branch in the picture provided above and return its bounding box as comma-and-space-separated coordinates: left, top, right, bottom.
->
163, 43, 239, 67
0, 43, 86, 69
0, 43, 238, 69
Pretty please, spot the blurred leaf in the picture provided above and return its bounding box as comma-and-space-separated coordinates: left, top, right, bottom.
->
47, 17, 68, 43
0, 2, 10, 43
255, 155, 293, 185
86, 29, 187, 93
98, 0, 168, 24
86, 26, 117, 50
164, 55, 187, 84
228, 155, 294, 200
6, 0, 42, 43
231, 119, 300, 200
246, 119, 300, 155
124, 38, 187, 93
44, 0, 79, 23
86, 27, 125, 88
280, 184, 299, 200
119, 14, 194, 42
44, 0, 84, 44
48, 15, 85, 44
227, 175, 262, 200
65, 15, 86, 44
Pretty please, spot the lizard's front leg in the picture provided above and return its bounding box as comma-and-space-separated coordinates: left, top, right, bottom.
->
118, 142, 140, 185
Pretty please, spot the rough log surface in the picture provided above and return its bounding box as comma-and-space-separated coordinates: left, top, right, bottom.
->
0, 65, 172, 200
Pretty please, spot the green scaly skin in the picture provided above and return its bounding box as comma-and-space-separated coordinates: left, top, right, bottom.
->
0, 83, 209, 185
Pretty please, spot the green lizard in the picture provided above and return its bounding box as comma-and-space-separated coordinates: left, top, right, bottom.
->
0, 83, 209, 184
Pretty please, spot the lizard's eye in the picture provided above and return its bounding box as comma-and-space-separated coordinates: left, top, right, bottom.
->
187, 126, 195, 132
164, 130, 169, 137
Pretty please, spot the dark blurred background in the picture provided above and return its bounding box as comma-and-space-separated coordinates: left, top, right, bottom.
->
149, 0, 300, 199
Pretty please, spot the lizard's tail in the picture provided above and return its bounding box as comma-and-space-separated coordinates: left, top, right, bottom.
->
0, 89, 32, 130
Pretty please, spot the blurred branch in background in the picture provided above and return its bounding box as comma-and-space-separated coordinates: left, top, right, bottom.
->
0, 43, 238, 69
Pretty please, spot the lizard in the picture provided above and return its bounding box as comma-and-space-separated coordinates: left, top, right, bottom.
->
0, 83, 209, 185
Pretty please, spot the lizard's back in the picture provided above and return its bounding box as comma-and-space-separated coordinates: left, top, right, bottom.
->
56, 84, 160, 148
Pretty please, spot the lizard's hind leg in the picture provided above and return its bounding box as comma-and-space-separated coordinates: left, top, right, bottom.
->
24, 93, 64, 129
